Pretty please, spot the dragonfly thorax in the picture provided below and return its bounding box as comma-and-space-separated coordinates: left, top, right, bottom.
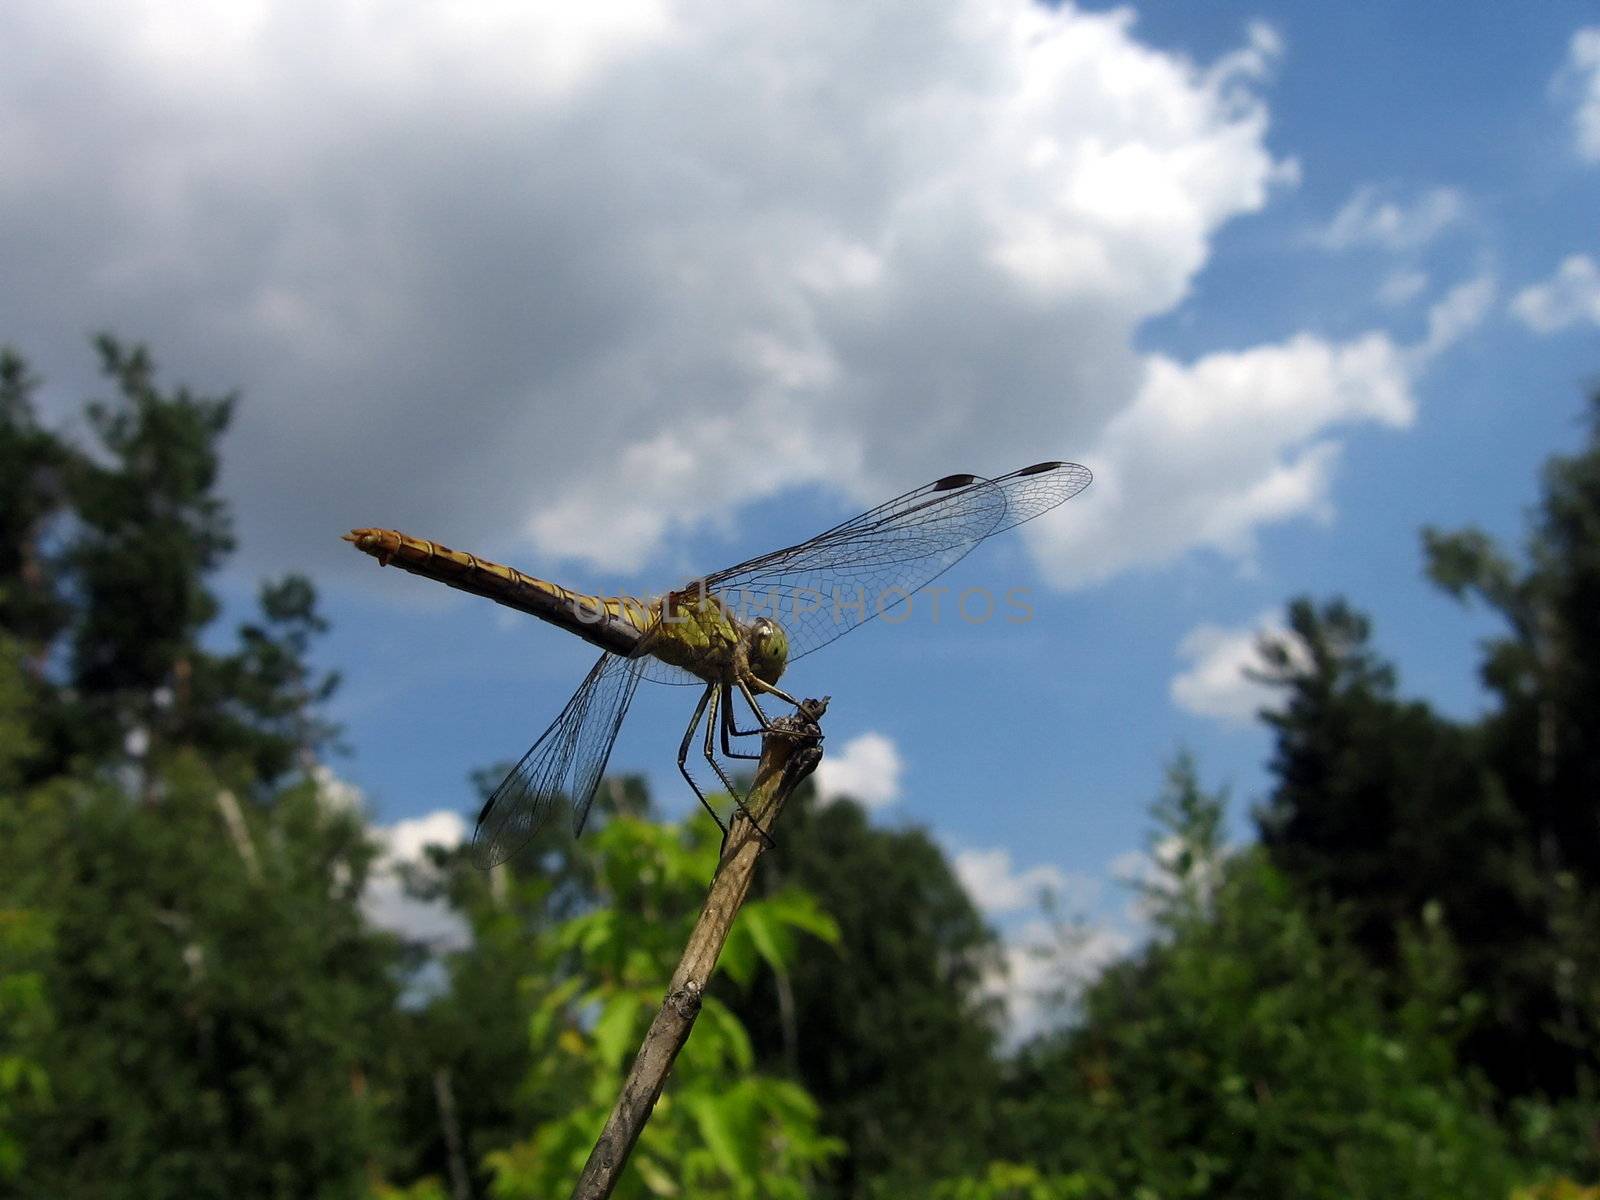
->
645, 590, 789, 686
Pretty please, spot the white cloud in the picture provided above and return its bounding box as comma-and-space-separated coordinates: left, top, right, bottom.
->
306, 770, 472, 947
364, 809, 471, 949
1314, 185, 1467, 251
1029, 271, 1497, 589
814, 730, 902, 809
990, 918, 1129, 1043
1415, 274, 1496, 362
1109, 845, 1157, 889
1558, 27, 1600, 163
953, 846, 1076, 915
378, 809, 470, 863
1033, 330, 1415, 589
312, 762, 365, 811
1169, 608, 1295, 725
1510, 255, 1600, 333
0, 0, 1314, 593
952, 844, 1126, 1039
1377, 268, 1429, 307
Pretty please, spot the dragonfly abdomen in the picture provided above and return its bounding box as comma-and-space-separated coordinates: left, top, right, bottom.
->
343, 528, 648, 657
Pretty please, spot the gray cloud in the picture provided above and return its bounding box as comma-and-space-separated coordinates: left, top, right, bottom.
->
4, 2, 1410, 597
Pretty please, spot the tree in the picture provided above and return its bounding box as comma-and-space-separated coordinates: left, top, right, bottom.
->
1253, 388, 1600, 1099
1, 755, 404, 1200
0, 339, 403, 1198
1252, 598, 1520, 969
0, 636, 54, 1182
1423, 394, 1600, 876
996, 759, 1520, 1200
1249, 598, 1547, 1094
0, 350, 70, 664
61, 337, 236, 759
1422, 391, 1600, 1096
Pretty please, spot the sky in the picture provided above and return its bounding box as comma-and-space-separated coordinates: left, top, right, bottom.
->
4, 0, 1598, 1031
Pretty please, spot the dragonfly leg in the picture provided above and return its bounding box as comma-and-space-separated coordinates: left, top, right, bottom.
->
720, 683, 763, 761
703, 686, 775, 847
735, 676, 814, 742
677, 683, 727, 838
750, 676, 806, 713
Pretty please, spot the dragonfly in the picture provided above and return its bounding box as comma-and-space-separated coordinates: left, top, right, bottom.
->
346, 460, 1091, 868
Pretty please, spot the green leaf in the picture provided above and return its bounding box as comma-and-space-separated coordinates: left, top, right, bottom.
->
764, 888, 842, 945
528, 976, 585, 1047
592, 991, 645, 1069
719, 922, 758, 987
737, 904, 793, 973
632, 1152, 679, 1196
697, 995, 755, 1072
684, 1088, 759, 1185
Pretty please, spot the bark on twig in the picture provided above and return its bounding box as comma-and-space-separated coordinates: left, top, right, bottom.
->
570, 697, 828, 1200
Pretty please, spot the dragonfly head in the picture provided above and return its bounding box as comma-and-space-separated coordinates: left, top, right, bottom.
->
745, 616, 790, 685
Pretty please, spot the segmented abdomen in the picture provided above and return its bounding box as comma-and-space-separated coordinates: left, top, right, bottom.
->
343, 528, 651, 658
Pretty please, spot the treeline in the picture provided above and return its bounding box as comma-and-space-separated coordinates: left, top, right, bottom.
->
1, 339, 1597, 1198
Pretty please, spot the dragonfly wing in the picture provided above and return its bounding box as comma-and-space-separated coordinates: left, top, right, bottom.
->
472, 651, 643, 868
700, 461, 1091, 662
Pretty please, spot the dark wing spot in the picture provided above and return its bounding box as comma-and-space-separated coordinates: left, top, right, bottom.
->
932, 472, 980, 491
1017, 461, 1065, 475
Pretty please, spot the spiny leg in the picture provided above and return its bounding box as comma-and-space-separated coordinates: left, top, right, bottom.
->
703, 685, 775, 847
677, 683, 727, 838
721, 683, 762, 761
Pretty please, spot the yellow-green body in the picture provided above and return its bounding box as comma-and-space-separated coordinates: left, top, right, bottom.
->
343, 528, 788, 687
647, 590, 789, 687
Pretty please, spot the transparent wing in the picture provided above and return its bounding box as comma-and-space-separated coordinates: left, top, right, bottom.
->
692, 461, 1091, 664
472, 651, 643, 868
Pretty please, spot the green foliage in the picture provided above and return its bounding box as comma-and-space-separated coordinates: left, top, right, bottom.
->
0, 340, 402, 1198
1422, 392, 1600, 1097
0, 350, 69, 654
1254, 391, 1600, 1101
370, 1179, 453, 1200
1139, 752, 1227, 926
481, 815, 843, 1199
0, 902, 53, 1182
0, 756, 403, 1200
720, 789, 1006, 1198
0, 635, 40, 792
1514, 1185, 1600, 1200
382, 773, 668, 1195
1253, 598, 1519, 971
998, 765, 1520, 1200
0, 637, 53, 1181
927, 1162, 1095, 1199
66, 337, 235, 703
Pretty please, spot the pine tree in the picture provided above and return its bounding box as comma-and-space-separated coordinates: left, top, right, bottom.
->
0, 339, 403, 1198
1254, 389, 1600, 1097
0, 350, 70, 660
996, 759, 1518, 1200
1421, 389, 1600, 1095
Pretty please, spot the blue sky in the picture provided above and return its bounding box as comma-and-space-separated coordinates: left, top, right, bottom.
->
4, 0, 1598, 1023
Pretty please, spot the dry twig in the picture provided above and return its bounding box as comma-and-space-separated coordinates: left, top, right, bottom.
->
570, 697, 828, 1200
